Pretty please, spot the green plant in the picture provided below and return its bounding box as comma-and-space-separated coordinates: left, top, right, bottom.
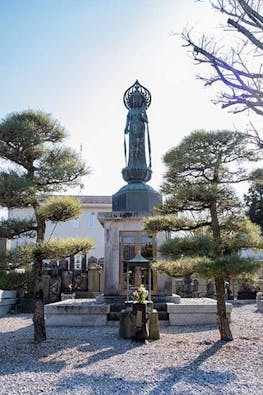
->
0, 270, 33, 291
132, 284, 148, 303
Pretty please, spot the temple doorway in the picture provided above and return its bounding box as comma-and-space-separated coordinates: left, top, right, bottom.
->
119, 231, 158, 295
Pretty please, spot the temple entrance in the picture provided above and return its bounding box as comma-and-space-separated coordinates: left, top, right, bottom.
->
119, 231, 157, 295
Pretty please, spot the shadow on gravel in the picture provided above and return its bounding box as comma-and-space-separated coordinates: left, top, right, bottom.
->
148, 340, 235, 394
57, 372, 149, 394
163, 324, 218, 334
0, 322, 66, 376
55, 341, 236, 394
0, 318, 141, 378
75, 339, 142, 368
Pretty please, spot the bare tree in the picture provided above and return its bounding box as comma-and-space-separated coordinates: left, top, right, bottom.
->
183, 0, 263, 116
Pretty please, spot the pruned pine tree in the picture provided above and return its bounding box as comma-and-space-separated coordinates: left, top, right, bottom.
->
245, 182, 263, 232
144, 130, 262, 341
0, 110, 93, 342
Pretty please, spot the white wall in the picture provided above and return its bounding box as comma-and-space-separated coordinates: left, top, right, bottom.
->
8, 204, 111, 259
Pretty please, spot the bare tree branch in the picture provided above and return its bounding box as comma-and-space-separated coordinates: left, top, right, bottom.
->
182, 0, 263, 119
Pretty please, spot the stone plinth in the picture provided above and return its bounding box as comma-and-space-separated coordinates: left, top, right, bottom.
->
167, 298, 233, 326
45, 299, 110, 327
119, 302, 160, 340
98, 212, 147, 296
97, 211, 173, 300
152, 294, 181, 304
0, 290, 16, 317
112, 183, 162, 213
44, 297, 234, 328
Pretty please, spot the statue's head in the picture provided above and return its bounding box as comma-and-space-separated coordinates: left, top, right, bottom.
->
124, 80, 151, 110
129, 92, 144, 109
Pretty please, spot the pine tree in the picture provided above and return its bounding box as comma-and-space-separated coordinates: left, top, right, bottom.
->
0, 110, 93, 342
245, 183, 263, 233
144, 129, 262, 341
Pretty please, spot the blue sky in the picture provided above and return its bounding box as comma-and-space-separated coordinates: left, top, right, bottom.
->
0, 0, 259, 202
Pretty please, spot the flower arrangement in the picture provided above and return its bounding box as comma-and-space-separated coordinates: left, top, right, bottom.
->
132, 284, 148, 303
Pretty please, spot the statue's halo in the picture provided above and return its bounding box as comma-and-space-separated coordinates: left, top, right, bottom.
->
123, 80, 151, 110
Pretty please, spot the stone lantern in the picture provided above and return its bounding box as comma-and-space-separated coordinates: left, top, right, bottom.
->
126, 251, 152, 303
119, 252, 160, 342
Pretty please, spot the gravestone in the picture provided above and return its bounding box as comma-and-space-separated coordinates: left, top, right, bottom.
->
42, 274, 50, 300
62, 271, 73, 292
49, 276, 61, 302
88, 256, 100, 292
80, 273, 88, 291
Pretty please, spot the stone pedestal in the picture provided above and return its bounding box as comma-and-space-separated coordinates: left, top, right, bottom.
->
119, 301, 160, 340
98, 213, 146, 297
112, 183, 161, 212
0, 290, 16, 317
97, 212, 175, 301
167, 298, 233, 325
45, 299, 110, 326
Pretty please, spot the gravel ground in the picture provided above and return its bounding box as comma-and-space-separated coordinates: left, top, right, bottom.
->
0, 303, 262, 395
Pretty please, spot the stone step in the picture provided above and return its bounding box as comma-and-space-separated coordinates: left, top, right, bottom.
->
157, 311, 169, 320
107, 319, 169, 327
109, 302, 168, 313
108, 312, 121, 321
109, 303, 125, 313
106, 300, 170, 322
152, 303, 167, 312
107, 310, 169, 322
75, 291, 101, 298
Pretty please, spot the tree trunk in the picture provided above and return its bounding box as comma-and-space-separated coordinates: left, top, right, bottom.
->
32, 213, 46, 342
215, 277, 233, 341
210, 198, 233, 341
32, 257, 46, 342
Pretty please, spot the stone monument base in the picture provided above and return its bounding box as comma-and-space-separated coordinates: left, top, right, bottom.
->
95, 294, 127, 304
167, 298, 233, 325
45, 297, 233, 327
95, 293, 181, 304
45, 299, 110, 327
152, 294, 181, 304
112, 182, 161, 212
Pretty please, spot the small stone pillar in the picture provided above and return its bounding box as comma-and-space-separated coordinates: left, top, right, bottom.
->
256, 292, 263, 311
119, 301, 160, 341
133, 302, 149, 341
88, 257, 100, 292
98, 258, 104, 292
